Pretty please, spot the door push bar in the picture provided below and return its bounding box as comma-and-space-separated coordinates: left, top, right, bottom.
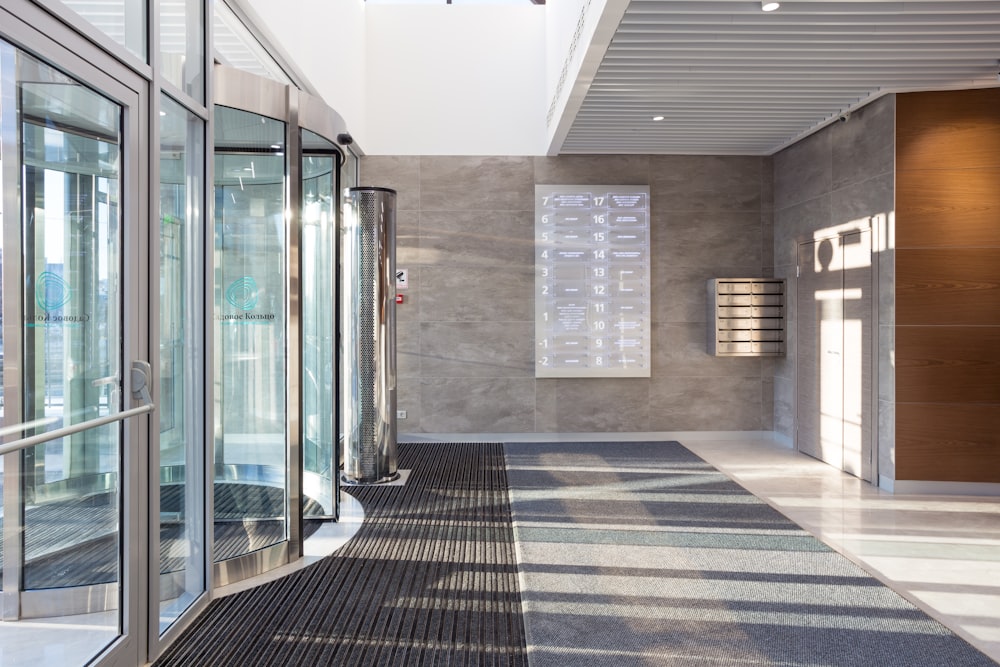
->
0, 360, 156, 456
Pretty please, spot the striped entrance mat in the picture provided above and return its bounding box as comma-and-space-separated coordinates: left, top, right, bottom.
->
505, 440, 997, 667
155, 442, 527, 667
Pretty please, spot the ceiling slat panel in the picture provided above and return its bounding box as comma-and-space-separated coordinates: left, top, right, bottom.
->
559, 0, 1000, 154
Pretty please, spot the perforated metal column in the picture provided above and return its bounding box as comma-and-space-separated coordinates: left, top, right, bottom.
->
341, 187, 398, 483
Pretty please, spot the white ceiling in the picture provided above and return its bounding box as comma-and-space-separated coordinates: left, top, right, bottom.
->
557, 0, 1000, 155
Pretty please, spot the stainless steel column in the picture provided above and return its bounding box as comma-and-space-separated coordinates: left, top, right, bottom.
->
341, 187, 399, 484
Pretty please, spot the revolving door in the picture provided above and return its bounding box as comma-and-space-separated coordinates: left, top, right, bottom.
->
210, 67, 344, 583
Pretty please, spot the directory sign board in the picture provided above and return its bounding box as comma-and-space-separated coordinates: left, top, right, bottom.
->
534, 185, 651, 378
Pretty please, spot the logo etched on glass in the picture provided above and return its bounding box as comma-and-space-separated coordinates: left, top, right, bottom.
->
35, 271, 73, 311
226, 276, 259, 311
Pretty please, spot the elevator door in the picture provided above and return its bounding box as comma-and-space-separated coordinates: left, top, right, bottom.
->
796, 230, 873, 480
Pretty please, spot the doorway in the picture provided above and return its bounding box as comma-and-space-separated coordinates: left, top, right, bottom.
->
796, 230, 874, 481
0, 25, 152, 666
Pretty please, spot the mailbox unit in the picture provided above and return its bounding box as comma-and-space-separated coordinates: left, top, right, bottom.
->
707, 278, 785, 356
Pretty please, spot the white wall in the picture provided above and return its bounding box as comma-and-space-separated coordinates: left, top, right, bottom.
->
364, 5, 546, 155
241, 1, 547, 155
241, 0, 369, 148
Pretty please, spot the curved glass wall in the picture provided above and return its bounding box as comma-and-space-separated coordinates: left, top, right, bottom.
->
301, 130, 339, 518
213, 105, 287, 562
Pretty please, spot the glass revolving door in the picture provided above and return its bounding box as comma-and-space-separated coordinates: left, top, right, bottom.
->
301, 128, 339, 520
213, 105, 288, 567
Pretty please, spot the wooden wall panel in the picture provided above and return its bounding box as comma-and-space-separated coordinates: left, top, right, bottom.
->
897, 89, 1000, 171
894, 88, 1000, 484
895, 169, 1000, 247
895, 404, 1000, 483
896, 248, 1000, 326
896, 326, 1000, 403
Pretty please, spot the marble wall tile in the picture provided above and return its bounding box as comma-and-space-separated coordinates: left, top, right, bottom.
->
649, 376, 762, 431
762, 208, 775, 274
774, 374, 795, 438
397, 375, 422, 427
533, 155, 651, 185
545, 378, 650, 432
420, 156, 534, 211
420, 321, 533, 377
379, 154, 775, 435
878, 323, 895, 403
419, 209, 533, 268
761, 156, 775, 211
878, 247, 895, 328
773, 265, 796, 382
878, 398, 895, 482
651, 263, 762, 324
774, 130, 833, 210
419, 378, 536, 432
761, 376, 775, 431
773, 107, 897, 472
397, 319, 421, 378
650, 156, 763, 212
533, 378, 559, 432
832, 95, 895, 191
830, 173, 894, 230
420, 264, 533, 322
652, 322, 761, 377
360, 156, 421, 211
396, 271, 420, 323
773, 194, 832, 269
395, 209, 421, 268
658, 210, 763, 269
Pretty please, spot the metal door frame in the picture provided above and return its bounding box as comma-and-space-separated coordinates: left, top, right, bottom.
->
0, 2, 151, 664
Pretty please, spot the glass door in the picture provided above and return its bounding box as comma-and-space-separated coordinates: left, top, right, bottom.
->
1, 35, 147, 667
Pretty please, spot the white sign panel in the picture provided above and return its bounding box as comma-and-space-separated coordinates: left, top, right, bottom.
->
535, 185, 651, 378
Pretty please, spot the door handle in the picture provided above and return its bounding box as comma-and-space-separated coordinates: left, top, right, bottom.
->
130, 360, 154, 407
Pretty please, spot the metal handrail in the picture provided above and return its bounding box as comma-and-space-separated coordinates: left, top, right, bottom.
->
0, 416, 61, 439
0, 361, 155, 456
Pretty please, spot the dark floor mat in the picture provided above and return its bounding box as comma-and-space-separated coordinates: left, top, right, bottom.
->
154, 442, 528, 667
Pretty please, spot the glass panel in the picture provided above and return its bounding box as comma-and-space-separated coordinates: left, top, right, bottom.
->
160, 0, 206, 103
301, 130, 338, 518
336, 148, 357, 468
213, 2, 293, 85
60, 0, 146, 63
213, 105, 287, 562
1, 41, 123, 664
158, 93, 205, 632
20, 72, 122, 587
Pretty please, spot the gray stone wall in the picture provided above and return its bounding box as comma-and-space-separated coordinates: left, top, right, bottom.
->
772, 95, 896, 478
362, 155, 773, 434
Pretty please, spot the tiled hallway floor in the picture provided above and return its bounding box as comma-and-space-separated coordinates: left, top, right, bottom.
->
679, 435, 1000, 664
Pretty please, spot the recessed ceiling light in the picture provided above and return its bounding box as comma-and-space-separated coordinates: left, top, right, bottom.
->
761, 1, 780, 11
652, 115, 665, 121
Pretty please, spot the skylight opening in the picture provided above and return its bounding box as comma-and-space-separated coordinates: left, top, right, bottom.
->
366, 1, 544, 5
